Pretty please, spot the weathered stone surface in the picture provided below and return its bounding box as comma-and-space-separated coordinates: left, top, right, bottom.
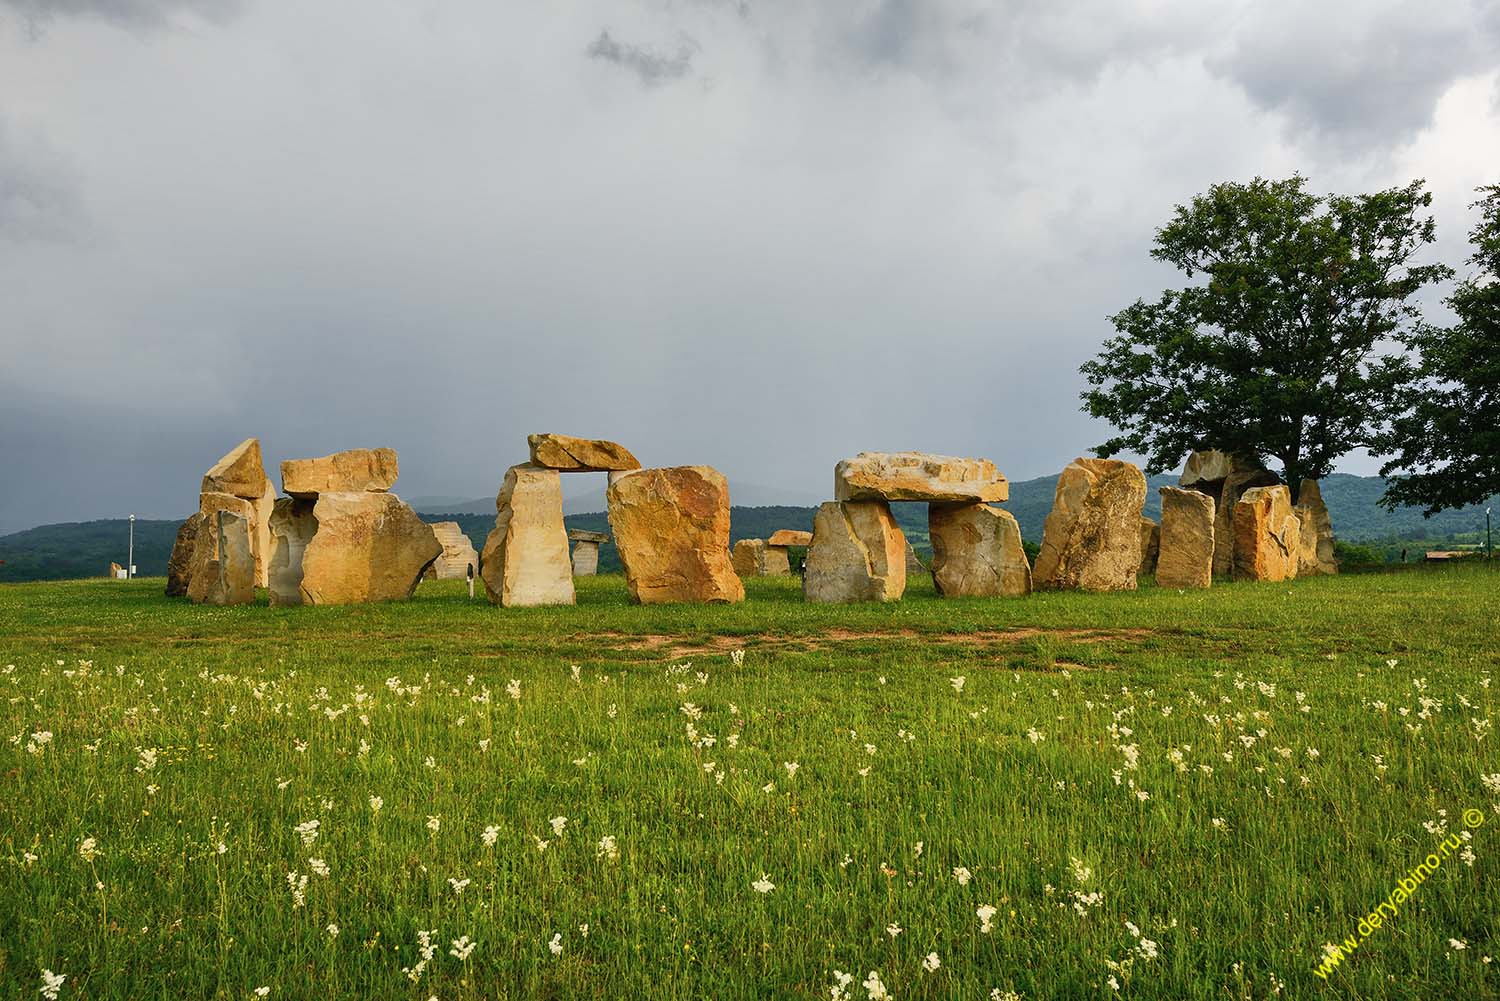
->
1179, 449, 1262, 489
834, 452, 1008, 503
607, 466, 744, 604
571, 540, 601, 576
732, 538, 767, 577
1295, 479, 1338, 577
928, 503, 1031, 598
186, 510, 255, 606
201, 438, 270, 498
281, 448, 399, 498
283, 492, 441, 605
1156, 487, 1214, 589
1213, 469, 1281, 576
1233, 485, 1301, 582
1033, 458, 1147, 592
108, 562, 123, 578
768, 529, 813, 548
904, 539, 925, 576
195, 493, 256, 584
528, 433, 641, 473
267, 498, 317, 606
804, 500, 906, 603
732, 538, 790, 578
1139, 517, 1160, 576
425, 522, 478, 581
480, 465, 575, 607
165, 512, 202, 597
568, 528, 610, 544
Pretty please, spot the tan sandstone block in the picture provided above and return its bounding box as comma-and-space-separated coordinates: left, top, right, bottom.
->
804, 500, 906, 603
928, 503, 1031, 598
480, 465, 575, 607
834, 452, 1008, 503
607, 466, 745, 605
1233, 485, 1301, 582
1033, 458, 1147, 592
1156, 486, 1214, 589
528, 433, 641, 472
293, 492, 441, 604
281, 448, 399, 498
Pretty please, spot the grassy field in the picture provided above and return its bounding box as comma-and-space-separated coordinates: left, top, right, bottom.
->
2, 568, 1498, 1000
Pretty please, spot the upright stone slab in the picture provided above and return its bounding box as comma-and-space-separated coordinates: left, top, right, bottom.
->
1295, 479, 1338, 577
835, 452, 1008, 503
568, 528, 609, 577
295, 492, 441, 604
528, 433, 641, 472
171, 437, 277, 591
425, 522, 479, 581
186, 510, 255, 606
904, 539, 925, 577
1213, 469, 1281, 577
928, 503, 1031, 598
804, 500, 906, 603
1033, 458, 1147, 592
607, 466, 744, 604
281, 448, 399, 498
1156, 486, 1214, 589
165, 512, 202, 597
732, 538, 769, 578
1233, 485, 1301, 582
480, 465, 575, 607
1139, 517, 1160, 576
267, 498, 318, 606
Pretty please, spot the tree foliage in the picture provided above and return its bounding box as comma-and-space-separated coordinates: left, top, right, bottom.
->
1081, 176, 1451, 496
1379, 186, 1500, 515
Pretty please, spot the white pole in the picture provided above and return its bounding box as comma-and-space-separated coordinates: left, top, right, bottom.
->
128, 514, 135, 580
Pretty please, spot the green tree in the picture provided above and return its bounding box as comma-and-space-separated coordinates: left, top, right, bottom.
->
1379, 186, 1500, 515
1081, 175, 1451, 498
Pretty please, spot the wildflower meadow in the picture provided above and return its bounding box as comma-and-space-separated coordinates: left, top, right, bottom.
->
2, 567, 1497, 999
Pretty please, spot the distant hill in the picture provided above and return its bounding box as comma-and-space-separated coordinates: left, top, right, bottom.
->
2, 474, 1494, 583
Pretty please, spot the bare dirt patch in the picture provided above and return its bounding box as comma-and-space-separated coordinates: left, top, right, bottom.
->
587, 627, 1155, 660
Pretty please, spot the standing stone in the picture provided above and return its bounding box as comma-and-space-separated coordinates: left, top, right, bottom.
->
480, 465, 575, 607
928, 503, 1031, 598
1233, 485, 1301, 582
267, 498, 317, 606
732, 538, 769, 578
293, 493, 442, 604
607, 466, 744, 604
568, 528, 609, 577
174, 438, 277, 590
804, 500, 906, 603
1033, 458, 1148, 592
281, 448, 399, 498
1295, 479, 1338, 577
1156, 487, 1214, 589
1179, 449, 1242, 490
165, 512, 203, 597
1213, 469, 1281, 576
1139, 517, 1160, 576
425, 522, 479, 581
201, 438, 270, 498
835, 452, 1008, 503
527, 433, 641, 472
904, 539, 925, 577
186, 510, 255, 606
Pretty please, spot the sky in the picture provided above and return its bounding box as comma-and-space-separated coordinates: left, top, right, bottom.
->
2, 0, 1498, 534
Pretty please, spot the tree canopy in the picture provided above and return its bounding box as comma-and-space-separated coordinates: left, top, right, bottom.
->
1379, 185, 1500, 515
1081, 175, 1451, 497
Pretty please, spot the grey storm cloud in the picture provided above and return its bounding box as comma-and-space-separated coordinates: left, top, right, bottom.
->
0, 116, 81, 241
0, 0, 1496, 536
1209, 0, 1500, 151
0, 0, 243, 33
586, 29, 698, 84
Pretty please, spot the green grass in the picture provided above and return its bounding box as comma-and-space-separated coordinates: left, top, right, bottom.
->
2, 568, 1498, 1000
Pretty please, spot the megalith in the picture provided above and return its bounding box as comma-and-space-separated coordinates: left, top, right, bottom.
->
186, 509, 256, 606
568, 528, 610, 577
804, 500, 906, 603
928, 503, 1031, 598
528, 433, 642, 473
480, 464, 575, 607
1033, 458, 1147, 592
607, 466, 745, 604
425, 522, 479, 581
835, 452, 1008, 504
1156, 486, 1214, 589
1233, 485, 1301, 582
1294, 479, 1338, 577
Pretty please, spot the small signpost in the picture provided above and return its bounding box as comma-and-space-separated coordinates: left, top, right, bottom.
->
466, 563, 475, 600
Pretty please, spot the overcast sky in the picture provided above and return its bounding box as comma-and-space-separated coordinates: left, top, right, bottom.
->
2, 0, 1498, 533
